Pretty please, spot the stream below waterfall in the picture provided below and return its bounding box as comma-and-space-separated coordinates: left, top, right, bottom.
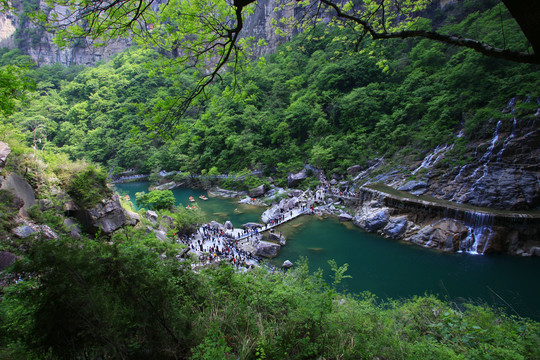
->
114, 182, 540, 320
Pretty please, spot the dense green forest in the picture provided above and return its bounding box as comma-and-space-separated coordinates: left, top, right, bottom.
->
3, 1, 539, 183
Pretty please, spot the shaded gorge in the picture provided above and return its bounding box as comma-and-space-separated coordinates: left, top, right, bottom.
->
115, 182, 540, 320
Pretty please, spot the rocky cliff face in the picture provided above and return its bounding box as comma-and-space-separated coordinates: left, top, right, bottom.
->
0, 0, 295, 66
0, 4, 130, 66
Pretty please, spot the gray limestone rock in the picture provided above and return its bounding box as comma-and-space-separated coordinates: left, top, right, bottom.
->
530, 247, 540, 257
63, 200, 79, 215
146, 210, 158, 224
347, 165, 363, 176
383, 217, 408, 238
209, 220, 223, 230
2, 173, 36, 216
0, 141, 10, 168
64, 218, 82, 239
243, 222, 263, 229
154, 229, 169, 242
159, 215, 175, 231
287, 169, 307, 188
124, 210, 141, 226
261, 205, 281, 223
224, 220, 234, 230
282, 260, 294, 268
339, 213, 353, 221
39, 225, 58, 239
249, 184, 267, 198
267, 231, 285, 245
398, 180, 428, 193
254, 241, 280, 258
13, 225, 36, 238
364, 210, 390, 232
77, 194, 126, 235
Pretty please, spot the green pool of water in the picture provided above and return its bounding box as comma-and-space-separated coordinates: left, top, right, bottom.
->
114, 182, 264, 228
114, 182, 540, 320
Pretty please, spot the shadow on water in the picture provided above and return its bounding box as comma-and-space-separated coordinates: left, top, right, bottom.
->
114, 182, 540, 320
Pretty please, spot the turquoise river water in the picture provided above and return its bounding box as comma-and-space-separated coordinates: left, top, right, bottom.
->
114, 182, 540, 320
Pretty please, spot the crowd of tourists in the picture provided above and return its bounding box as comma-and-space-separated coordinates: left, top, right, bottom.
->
176, 224, 261, 269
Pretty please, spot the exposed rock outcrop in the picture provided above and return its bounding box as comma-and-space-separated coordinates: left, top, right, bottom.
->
0, 141, 11, 169
75, 194, 126, 235
249, 184, 267, 198
288, 169, 307, 188
2, 173, 36, 217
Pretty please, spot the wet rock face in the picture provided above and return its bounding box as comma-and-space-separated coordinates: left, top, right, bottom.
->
383, 217, 408, 238
76, 194, 126, 235
363, 210, 390, 232
410, 219, 468, 252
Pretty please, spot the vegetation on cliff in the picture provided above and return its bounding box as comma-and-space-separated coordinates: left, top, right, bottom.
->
2, 2, 539, 188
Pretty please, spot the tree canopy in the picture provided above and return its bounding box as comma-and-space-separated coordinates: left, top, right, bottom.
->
27, 0, 539, 126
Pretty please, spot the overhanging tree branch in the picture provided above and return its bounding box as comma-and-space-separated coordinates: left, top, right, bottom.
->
319, 0, 540, 64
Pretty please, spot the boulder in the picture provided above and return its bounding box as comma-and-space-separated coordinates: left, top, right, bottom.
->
224, 220, 234, 230
39, 198, 54, 211
39, 225, 58, 239
282, 260, 294, 269
77, 194, 126, 235
347, 165, 363, 176
2, 173, 36, 217
261, 205, 281, 223
13, 225, 36, 238
338, 213, 353, 221
209, 220, 223, 230
63, 200, 79, 216
159, 215, 175, 231
364, 210, 390, 232
398, 180, 428, 193
0, 251, 16, 270
287, 197, 299, 210
249, 184, 267, 198
330, 179, 338, 186
287, 169, 307, 188
291, 189, 303, 198
154, 229, 169, 242
124, 210, 141, 226
243, 222, 263, 229
411, 219, 468, 251
0, 141, 10, 168
64, 218, 82, 239
383, 217, 408, 238
254, 241, 280, 258
267, 232, 284, 244
530, 247, 540, 257
146, 210, 158, 224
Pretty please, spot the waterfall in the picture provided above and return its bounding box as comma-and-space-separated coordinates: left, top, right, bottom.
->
479, 120, 501, 162
460, 211, 494, 254
412, 144, 454, 175
497, 116, 517, 160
